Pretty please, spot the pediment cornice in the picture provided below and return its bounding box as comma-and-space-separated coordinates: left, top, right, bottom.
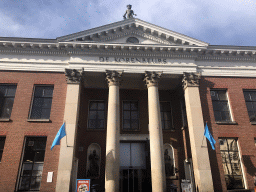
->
56, 18, 209, 46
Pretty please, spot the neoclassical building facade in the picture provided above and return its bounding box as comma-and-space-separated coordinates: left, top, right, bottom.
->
0, 18, 256, 192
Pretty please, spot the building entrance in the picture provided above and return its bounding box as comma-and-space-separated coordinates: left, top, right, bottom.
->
120, 142, 151, 192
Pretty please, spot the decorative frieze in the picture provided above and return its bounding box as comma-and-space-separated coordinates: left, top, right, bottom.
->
65, 68, 84, 84
106, 70, 123, 86
144, 71, 162, 88
182, 72, 200, 90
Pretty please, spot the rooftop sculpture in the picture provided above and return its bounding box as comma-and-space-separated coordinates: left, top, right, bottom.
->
123, 4, 136, 19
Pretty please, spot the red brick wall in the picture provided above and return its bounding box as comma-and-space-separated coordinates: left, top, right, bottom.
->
0, 71, 66, 192
200, 76, 256, 192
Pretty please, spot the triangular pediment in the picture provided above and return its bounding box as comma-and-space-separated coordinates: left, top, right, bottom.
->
57, 18, 208, 47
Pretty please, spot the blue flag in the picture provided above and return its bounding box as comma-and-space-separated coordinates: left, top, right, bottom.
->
51, 123, 66, 150
204, 123, 216, 150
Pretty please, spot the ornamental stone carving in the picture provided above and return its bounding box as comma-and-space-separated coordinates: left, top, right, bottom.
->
182, 72, 201, 90
106, 70, 123, 86
65, 68, 84, 84
144, 71, 162, 88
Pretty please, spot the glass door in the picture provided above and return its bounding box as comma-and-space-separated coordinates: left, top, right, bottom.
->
120, 142, 151, 192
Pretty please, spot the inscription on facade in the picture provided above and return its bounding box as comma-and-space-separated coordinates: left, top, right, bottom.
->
99, 57, 167, 64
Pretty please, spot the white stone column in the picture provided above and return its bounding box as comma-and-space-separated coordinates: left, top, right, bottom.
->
182, 72, 214, 192
56, 69, 83, 192
144, 71, 166, 192
105, 70, 122, 192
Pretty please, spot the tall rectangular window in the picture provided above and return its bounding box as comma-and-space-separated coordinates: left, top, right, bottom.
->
243, 91, 256, 122
219, 138, 244, 190
29, 86, 54, 119
18, 137, 47, 191
88, 101, 105, 129
160, 102, 173, 130
123, 101, 139, 130
0, 85, 17, 119
0, 137, 6, 162
211, 90, 232, 122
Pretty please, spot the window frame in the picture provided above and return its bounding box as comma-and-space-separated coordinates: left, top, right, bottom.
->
243, 90, 256, 122
28, 85, 54, 120
160, 101, 174, 131
16, 136, 47, 191
0, 136, 6, 162
210, 89, 233, 123
218, 138, 245, 190
87, 100, 106, 130
122, 100, 140, 131
0, 84, 17, 120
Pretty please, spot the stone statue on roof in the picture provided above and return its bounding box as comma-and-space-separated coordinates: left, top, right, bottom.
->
123, 4, 137, 19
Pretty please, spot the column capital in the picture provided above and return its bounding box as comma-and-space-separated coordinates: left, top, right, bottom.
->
65, 68, 84, 84
182, 72, 201, 90
144, 71, 162, 88
106, 70, 123, 86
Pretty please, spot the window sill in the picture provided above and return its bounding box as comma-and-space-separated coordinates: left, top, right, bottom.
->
0, 118, 10, 122
27, 119, 51, 123
250, 121, 256, 125
215, 121, 237, 125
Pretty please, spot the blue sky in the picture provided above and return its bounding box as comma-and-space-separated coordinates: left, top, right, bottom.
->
0, 0, 255, 46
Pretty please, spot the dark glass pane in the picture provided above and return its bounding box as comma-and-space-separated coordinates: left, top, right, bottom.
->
130, 102, 138, 110
243, 92, 251, 101
161, 121, 165, 129
98, 120, 104, 128
218, 91, 227, 101
248, 111, 256, 121
123, 102, 130, 110
212, 101, 220, 111
42, 98, 52, 108
0, 86, 7, 97
89, 102, 97, 110
34, 151, 45, 162
163, 112, 171, 121
34, 140, 47, 150
1, 98, 14, 118
6, 86, 17, 96
123, 111, 130, 120
33, 98, 44, 108
221, 111, 231, 121
123, 120, 130, 129
89, 120, 96, 128
0, 151, 2, 161
41, 108, 51, 119
161, 112, 164, 120
34, 87, 44, 97
211, 91, 218, 100
30, 107, 42, 119
30, 176, 41, 190
214, 111, 222, 121
253, 102, 256, 111
19, 176, 30, 190
43, 87, 53, 97
250, 92, 256, 101
97, 111, 104, 119
165, 121, 171, 130
131, 111, 138, 119
32, 170, 43, 176
33, 163, 43, 172
161, 103, 171, 112
89, 111, 97, 119
131, 120, 139, 129
97, 102, 104, 110
220, 102, 229, 111
23, 150, 35, 162
246, 102, 254, 111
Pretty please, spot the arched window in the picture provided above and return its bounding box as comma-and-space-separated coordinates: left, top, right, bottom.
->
126, 37, 139, 44
86, 143, 101, 178
163, 143, 175, 178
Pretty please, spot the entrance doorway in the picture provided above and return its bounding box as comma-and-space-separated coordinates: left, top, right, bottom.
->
120, 142, 151, 192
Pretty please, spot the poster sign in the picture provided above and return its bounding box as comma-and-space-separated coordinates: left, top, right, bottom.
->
181, 182, 192, 192
76, 179, 90, 192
